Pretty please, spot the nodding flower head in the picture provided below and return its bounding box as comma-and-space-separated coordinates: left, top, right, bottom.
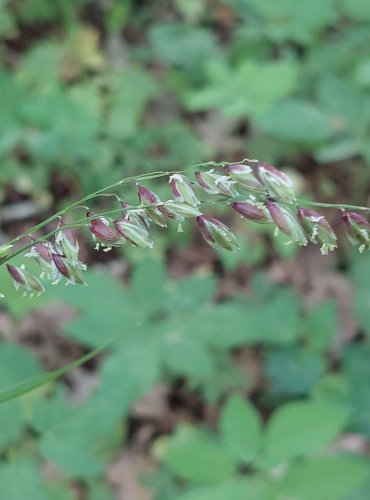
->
7, 264, 45, 296
196, 215, 239, 252
114, 218, 154, 248
232, 201, 272, 224
138, 186, 168, 228
0, 244, 13, 265
169, 174, 200, 207
256, 163, 296, 203
224, 164, 265, 195
87, 211, 124, 251
297, 208, 337, 255
267, 201, 307, 246
55, 221, 80, 262
195, 170, 238, 197
342, 211, 370, 252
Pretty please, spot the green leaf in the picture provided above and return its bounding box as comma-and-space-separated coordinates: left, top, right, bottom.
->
56, 270, 138, 347
219, 394, 262, 464
0, 458, 50, 500
0, 342, 43, 450
187, 60, 297, 119
301, 300, 336, 351
165, 436, 236, 484
277, 456, 370, 500
150, 23, 219, 72
343, 345, 370, 437
131, 258, 166, 315
265, 347, 325, 396
341, 0, 370, 21
39, 432, 105, 478
259, 400, 349, 468
107, 68, 158, 139
259, 99, 334, 144
173, 479, 249, 500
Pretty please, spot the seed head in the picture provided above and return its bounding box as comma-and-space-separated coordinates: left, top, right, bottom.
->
196, 215, 239, 252
87, 211, 124, 250
25, 242, 58, 280
256, 163, 296, 202
52, 254, 86, 285
114, 219, 154, 248
162, 201, 202, 221
224, 164, 265, 195
138, 186, 167, 227
297, 208, 337, 255
0, 244, 13, 264
267, 201, 307, 246
6, 264, 45, 296
232, 201, 272, 224
169, 174, 200, 207
195, 170, 238, 197
342, 211, 370, 252
55, 221, 80, 262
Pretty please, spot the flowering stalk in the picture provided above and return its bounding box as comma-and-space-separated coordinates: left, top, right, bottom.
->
2, 159, 370, 297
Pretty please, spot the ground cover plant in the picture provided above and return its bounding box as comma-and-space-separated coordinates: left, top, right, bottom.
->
2, 1, 370, 499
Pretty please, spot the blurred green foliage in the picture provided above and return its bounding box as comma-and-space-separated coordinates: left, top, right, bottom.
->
2, 0, 370, 499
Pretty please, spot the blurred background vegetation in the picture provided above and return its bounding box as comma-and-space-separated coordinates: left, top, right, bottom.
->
1, 0, 370, 498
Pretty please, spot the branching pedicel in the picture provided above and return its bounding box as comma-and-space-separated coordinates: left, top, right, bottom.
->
1, 160, 370, 297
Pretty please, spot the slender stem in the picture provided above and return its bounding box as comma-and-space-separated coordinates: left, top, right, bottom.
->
296, 199, 370, 212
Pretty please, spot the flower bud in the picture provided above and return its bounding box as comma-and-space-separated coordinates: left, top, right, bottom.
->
7, 264, 45, 296
196, 215, 239, 252
55, 221, 80, 262
114, 219, 154, 248
297, 208, 337, 255
162, 201, 202, 221
169, 174, 200, 207
87, 211, 124, 250
342, 212, 370, 252
256, 163, 295, 202
195, 170, 238, 197
138, 186, 167, 228
224, 164, 265, 195
267, 201, 307, 246
0, 244, 13, 264
232, 201, 272, 224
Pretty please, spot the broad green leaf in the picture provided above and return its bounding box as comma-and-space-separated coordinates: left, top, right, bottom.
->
301, 300, 336, 351
0, 458, 50, 500
341, 0, 370, 21
131, 258, 166, 315
107, 69, 158, 139
187, 60, 297, 119
165, 437, 236, 484
259, 99, 334, 144
343, 345, 370, 437
265, 347, 325, 396
39, 433, 105, 478
150, 23, 219, 72
173, 479, 249, 500
219, 394, 262, 463
0, 342, 42, 450
277, 456, 370, 499
56, 270, 138, 347
259, 400, 349, 468
162, 336, 214, 381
